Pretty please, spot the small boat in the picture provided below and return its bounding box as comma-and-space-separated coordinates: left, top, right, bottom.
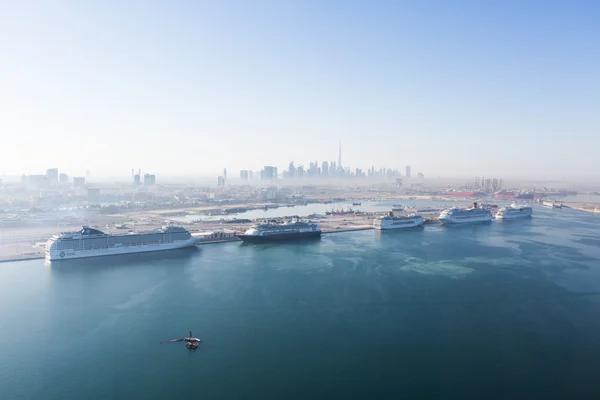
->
352, 202, 361, 206
160, 330, 201, 350
186, 342, 199, 350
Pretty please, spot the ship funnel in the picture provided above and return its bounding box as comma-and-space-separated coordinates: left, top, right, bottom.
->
473, 202, 478, 208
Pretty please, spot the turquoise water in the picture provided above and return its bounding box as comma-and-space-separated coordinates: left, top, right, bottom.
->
1, 206, 600, 398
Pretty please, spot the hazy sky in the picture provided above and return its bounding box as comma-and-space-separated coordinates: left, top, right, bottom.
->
1, 0, 599, 180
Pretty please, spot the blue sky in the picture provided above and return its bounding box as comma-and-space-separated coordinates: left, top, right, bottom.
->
0, 0, 598, 179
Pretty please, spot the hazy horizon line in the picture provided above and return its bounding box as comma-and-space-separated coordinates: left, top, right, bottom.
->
2, 172, 598, 185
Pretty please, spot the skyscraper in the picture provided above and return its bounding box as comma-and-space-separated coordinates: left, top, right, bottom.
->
46, 168, 58, 186
144, 173, 156, 186
405, 165, 411, 178
321, 161, 329, 177
262, 166, 277, 180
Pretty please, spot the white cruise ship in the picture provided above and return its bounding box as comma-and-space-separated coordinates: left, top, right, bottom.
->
439, 203, 492, 224
495, 203, 533, 220
237, 217, 321, 243
374, 212, 424, 230
45, 225, 198, 261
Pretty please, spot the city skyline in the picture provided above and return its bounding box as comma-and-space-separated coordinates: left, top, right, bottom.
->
1, 1, 599, 180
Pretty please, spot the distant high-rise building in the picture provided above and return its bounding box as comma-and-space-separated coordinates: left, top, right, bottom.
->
223, 168, 227, 185
321, 161, 329, 177
59, 173, 69, 184
240, 170, 249, 181
405, 165, 411, 178
217, 176, 225, 187
46, 168, 59, 186
417, 172, 424, 179
73, 177, 86, 188
262, 166, 277, 180
492, 178, 499, 191
144, 173, 156, 186
133, 174, 141, 187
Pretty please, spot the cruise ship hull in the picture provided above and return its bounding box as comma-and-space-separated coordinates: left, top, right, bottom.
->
439, 215, 492, 224
46, 238, 199, 261
237, 231, 321, 243
374, 218, 424, 230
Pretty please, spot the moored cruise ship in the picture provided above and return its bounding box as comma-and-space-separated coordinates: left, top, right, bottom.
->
237, 217, 321, 243
495, 203, 533, 220
45, 225, 198, 260
374, 212, 424, 230
439, 203, 492, 224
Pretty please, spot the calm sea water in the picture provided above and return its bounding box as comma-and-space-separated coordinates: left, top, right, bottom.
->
1, 206, 600, 399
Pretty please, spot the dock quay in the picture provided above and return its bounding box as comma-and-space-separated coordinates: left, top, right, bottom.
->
12, 201, 583, 264
0, 208, 447, 263
0, 222, 380, 263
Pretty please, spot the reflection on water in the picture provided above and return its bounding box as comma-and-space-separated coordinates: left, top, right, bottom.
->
46, 247, 201, 271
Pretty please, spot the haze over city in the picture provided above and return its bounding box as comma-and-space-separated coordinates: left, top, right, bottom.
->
1, 0, 599, 180
4, 3, 600, 400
